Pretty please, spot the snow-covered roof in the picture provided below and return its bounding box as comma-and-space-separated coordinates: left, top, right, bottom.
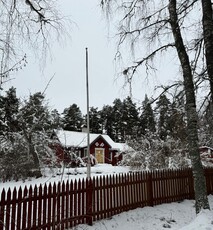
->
55, 130, 133, 152
199, 146, 213, 151
55, 130, 115, 149
113, 142, 134, 152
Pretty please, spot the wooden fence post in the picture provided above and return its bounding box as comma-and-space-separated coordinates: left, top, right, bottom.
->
0, 189, 5, 230
147, 172, 154, 207
86, 179, 93, 226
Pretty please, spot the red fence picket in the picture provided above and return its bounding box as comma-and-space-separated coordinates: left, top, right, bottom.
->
0, 167, 213, 229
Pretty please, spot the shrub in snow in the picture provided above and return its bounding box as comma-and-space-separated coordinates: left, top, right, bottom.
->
0, 134, 38, 181
82, 154, 98, 166
121, 134, 190, 170
121, 150, 147, 170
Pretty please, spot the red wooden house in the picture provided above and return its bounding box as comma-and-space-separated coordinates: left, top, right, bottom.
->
51, 130, 132, 166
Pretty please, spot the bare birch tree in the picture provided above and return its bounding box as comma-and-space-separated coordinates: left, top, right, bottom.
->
101, 0, 210, 213
0, 0, 67, 87
168, 0, 209, 213
201, 0, 213, 102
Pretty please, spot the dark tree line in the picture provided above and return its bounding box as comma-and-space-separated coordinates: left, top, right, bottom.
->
61, 94, 212, 148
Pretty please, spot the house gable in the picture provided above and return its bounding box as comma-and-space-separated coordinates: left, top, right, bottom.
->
90, 135, 112, 149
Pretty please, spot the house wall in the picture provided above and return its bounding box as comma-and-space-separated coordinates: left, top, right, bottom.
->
51, 135, 124, 166
78, 137, 124, 165
50, 143, 69, 165
90, 137, 111, 164
199, 147, 213, 157
111, 150, 122, 166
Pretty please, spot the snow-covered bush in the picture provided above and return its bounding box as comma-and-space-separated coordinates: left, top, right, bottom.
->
0, 134, 37, 181
82, 154, 98, 166
121, 134, 190, 170
121, 150, 147, 170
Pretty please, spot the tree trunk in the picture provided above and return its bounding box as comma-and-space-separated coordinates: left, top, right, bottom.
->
168, 0, 209, 214
201, 0, 213, 103
24, 132, 42, 178
29, 141, 42, 178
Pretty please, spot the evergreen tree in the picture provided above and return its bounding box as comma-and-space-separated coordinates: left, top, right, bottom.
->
169, 100, 187, 142
0, 87, 19, 134
50, 109, 62, 130
99, 105, 114, 137
122, 97, 139, 139
88, 107, 102, 134
62, 104, 83, 131
112, 98, 124, 142
198, 102, 213, 147
0, 90, 58, 180
155, 95, 171, 141
0, 87, 23, 181
139, 95, 156, 135
17, 92, 58, 177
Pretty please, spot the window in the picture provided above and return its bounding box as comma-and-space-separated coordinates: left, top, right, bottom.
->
84, 148, 86, 157
74, 150, 81, 158
109, 151, 113, 161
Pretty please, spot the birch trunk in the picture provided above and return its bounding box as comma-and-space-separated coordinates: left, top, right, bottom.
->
168, 0, 210, 214
201, 0, 213, 102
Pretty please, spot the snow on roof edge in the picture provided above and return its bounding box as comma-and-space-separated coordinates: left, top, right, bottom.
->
54, 129, 132, 152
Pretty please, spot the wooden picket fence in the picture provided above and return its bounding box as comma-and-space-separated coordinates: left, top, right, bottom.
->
1, 168, 213, 230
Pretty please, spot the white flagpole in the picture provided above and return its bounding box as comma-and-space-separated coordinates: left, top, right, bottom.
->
86, 47, 91, 179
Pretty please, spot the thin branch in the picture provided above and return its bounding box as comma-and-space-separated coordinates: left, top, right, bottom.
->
150, 82, 182, 104
42, 73, 56, 95
122, 43, 175, 79
25, 0, 45, 21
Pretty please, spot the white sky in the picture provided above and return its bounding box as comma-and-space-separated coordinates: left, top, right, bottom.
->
3, 0, 177, 114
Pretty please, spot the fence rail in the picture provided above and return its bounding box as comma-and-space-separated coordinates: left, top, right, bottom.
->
1, 168, 213, 229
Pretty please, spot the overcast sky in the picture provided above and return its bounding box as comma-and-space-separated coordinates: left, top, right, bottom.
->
3, 0, 176, 114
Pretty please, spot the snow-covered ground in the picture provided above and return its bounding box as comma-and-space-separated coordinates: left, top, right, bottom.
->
74, 196, 213, 230
0, 164, 130, 193
1, 164, 213, 230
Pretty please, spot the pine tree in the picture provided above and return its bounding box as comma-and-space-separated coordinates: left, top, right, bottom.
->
62, 104, 83, 131
0, 87, 19, 134
0, 90, 57, 180
122, 97, 139, 139
139, 95, 156, 135
112, 98, 125, 142
198, 101, 213, 147
155, 95, 171, 141
169, 100, 187, 142
50, 109, 61, 130
17, 92, 58, 177
99, 105, 114, 137
88, 107, 102, 133
0, 87, 24, 181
